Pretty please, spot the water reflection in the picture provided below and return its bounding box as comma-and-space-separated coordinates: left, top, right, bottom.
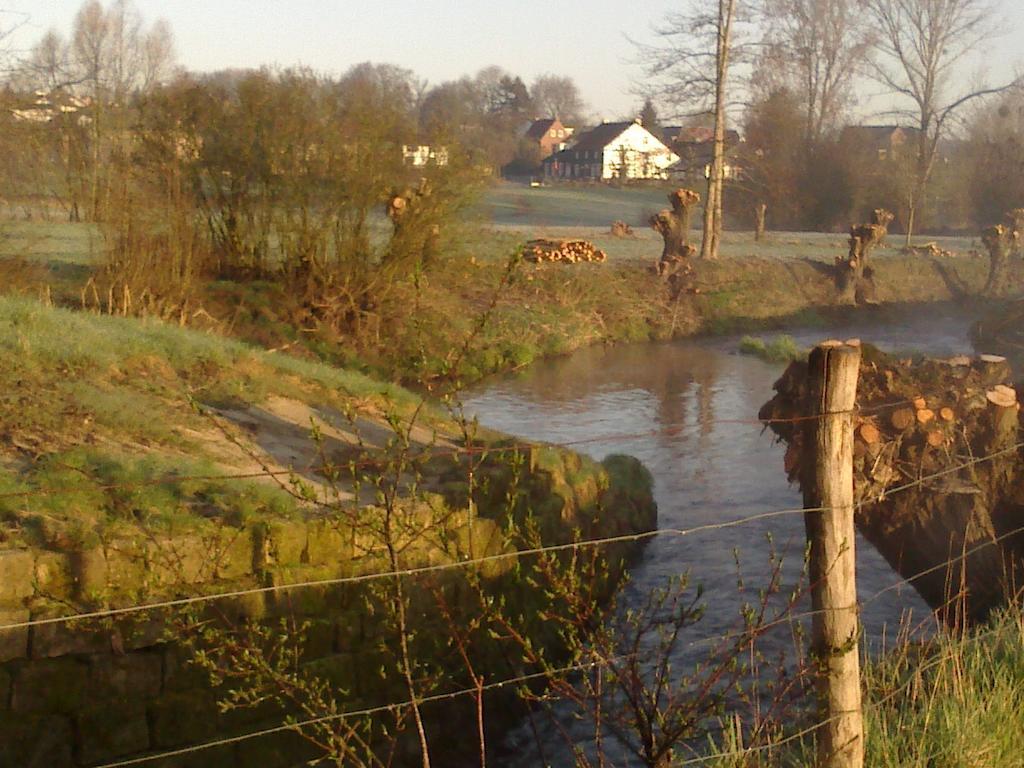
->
464, 305, 975, 765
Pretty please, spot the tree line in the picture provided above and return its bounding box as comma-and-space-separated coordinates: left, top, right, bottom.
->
2, 0, 1022, 252
638, 0, 1021, 254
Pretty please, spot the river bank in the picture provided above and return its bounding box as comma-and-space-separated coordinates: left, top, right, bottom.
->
0, 296, 657, 767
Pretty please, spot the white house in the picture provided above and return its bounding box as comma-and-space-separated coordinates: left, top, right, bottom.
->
402, 144, 449, 167
542, 119, 679, 181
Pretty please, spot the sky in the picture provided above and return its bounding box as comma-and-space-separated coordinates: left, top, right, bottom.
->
4, 0, 1024, 123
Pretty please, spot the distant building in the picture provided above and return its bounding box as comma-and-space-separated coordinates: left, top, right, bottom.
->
840, 125, 920, 161
522, 117, 575, 158
9, 90, 90, 124
542, 119, 679, 180
666, 127, 744, 181
401, 144, 449, 167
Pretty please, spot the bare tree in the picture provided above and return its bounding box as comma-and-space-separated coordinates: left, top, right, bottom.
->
761, 0, 872, 145
637, 0, 753, 260
529, 73, 587, 124
15, 0, 177, 220
865, 0, 1020, 244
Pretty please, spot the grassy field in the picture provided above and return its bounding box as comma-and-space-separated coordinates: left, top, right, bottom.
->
479, 182, 978, 260
0, 188, 1010, 389
479, 181, 677, 228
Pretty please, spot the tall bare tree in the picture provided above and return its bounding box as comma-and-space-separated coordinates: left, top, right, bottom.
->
637, 0, 752, 260
761, 0, 872, 145
529, 73, 587, 124
17, 0, 176, 220
865, 0, 1019, 244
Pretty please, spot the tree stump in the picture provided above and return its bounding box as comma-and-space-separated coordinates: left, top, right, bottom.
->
754, 202, 767, 242
761, 347, 1024, 625
610, 220, 634, 238
982, 224, 1012, 297
386, 178, 438, 267
835, 208, 892, 305
650, 188, 700, 277
1004, 209, 1024, 258
872, 208, 895, 245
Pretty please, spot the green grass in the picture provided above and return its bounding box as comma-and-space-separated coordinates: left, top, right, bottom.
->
738, 334, 805, 363
479, 181, 677, 228
0, 220, 101, 267
706, 607, 1024, 767
854, 609, 1024, 767
0, 295, 429, 548
1, 448, 298, 549
0, 294, 416, 408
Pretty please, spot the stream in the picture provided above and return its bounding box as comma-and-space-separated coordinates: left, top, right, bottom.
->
463, 303, 978, 765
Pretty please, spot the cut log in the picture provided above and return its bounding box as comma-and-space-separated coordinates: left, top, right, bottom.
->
986, 386, 1018, 409
523, 238, 607, 265
913, 396, 927, 410
890, 408, 916, 431
925, 430, 945, 448
916, 408, 935, 425
940, 407, 955, 422
858, 423, 881, 445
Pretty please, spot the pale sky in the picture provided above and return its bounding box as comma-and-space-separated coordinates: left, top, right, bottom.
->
5, 0, 1024, 122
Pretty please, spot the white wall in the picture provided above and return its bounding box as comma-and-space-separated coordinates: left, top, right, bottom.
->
600, 124, 679, 180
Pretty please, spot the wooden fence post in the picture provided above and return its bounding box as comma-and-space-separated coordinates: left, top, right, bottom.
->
803, 340, 864, 768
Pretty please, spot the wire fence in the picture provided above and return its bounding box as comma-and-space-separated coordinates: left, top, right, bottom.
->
3, 389, 1022, 767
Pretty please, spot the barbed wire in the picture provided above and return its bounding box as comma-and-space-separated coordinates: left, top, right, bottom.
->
88, 600, 834, 768
89, 605, 1020, 768
0, 504, 827, 632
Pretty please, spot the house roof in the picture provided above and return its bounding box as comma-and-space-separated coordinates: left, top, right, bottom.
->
841, 125, 920, 143
525, 118, 559, 140
675, 126, 714, 143
674, 128, 741, 146
567, 121, 639, 151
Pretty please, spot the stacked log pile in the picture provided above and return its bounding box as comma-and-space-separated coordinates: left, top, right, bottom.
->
523, 238, 608, 264
760, 345, 1024, 624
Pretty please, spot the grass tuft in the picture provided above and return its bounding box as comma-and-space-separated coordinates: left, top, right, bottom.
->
738, 334, 805, 363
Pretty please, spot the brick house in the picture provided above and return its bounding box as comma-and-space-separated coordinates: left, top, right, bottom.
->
523, 118, 575, 158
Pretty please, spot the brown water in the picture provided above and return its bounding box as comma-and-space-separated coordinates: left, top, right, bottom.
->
464, 304, 977, 764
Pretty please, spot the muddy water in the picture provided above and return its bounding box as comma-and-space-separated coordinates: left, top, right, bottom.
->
464, 304, 977, 764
